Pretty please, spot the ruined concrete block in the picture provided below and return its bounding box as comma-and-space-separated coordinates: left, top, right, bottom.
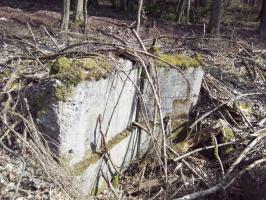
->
34, 57, 204, 195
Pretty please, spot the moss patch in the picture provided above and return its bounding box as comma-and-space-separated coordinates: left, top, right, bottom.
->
48, 56, 112, 101
0, 69, 11, 80
49, 57, 84, 101
220, 120, 235, 154
74, 57, 112, 81
50, 57, 84, 86
158, 53, 203, 68
70, 130, 130, 176
173, 141, 191, 153
105, 131, 129, 150
111, 174, 120, 189
234, 101, 252, 118
71, 152, 102, 176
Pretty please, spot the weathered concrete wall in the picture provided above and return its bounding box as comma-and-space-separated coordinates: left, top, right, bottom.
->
36, 58, 204, 195
143, 66, 204, 120
38, 59, 139, 165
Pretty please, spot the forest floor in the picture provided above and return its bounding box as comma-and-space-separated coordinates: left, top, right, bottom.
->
0, 1, 266, 200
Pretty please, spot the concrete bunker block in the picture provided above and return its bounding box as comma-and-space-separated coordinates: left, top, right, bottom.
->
142, 66, 204, 120
34, 57, 204, 195
37, 59, 139, 166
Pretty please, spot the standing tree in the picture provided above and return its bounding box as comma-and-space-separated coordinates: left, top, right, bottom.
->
120, 0, 135, 13
61, 0, 70, 31
207, 0, 223, 35
74, 0, 85, 23
176, 0, 186, 23
136, 0, 144, 33
258, 0, 266, 37
61, 0, 88, 32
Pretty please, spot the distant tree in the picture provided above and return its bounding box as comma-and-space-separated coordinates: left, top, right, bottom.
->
120, 0, 135, 12
61, 0, 70, 31
61, 0, 88, 32
74, 0, 85, 23
136, 0, 144, 32
258, 0, 266, 37
159, 0, 179, 19
176, 0, 186, 23
207, 0, 223, 35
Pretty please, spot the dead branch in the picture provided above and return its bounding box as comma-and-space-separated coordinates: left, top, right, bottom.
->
189, 92, 263, 130
173, 158, 266, 200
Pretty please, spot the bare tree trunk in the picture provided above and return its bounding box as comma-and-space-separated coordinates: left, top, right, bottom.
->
83, 0, 88, 34
61, 0, 70, 31
74, 0, 84, 24
120, 0, 127, 11
199, 0, 208, 7
176, 0, 186, 23
186, 0, 191, 24
111, 0, 116, 8
88, 0, 99, 8
207, 0, 223, 35
136, 0, 143, 33
224, 0, 230, 9
128, 0, 135, 13
159, 0, 167, 18
258, 0, 266, 37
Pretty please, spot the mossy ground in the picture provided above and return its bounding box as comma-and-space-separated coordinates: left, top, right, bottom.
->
219, 120, 235, 154
0, 69, 11, 80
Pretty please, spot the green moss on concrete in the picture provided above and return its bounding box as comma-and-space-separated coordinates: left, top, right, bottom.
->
54, 85, 73, 102
71, 152, 102, 176
49, 57, 84, 101
71, 130, 130, 176
111, 174, 120, 189
105, 131, 129, 150
74, 57, 112, 81
10, 82, 20, 91
173, 99, 189, 105
48, 56, 112, 101
158, 53, 203, 68
50, 57, 84, 87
